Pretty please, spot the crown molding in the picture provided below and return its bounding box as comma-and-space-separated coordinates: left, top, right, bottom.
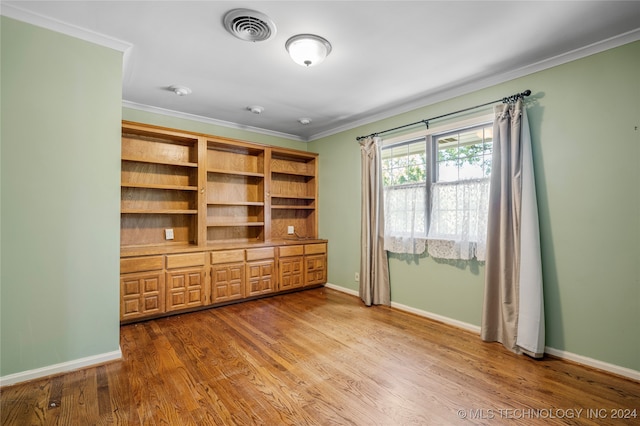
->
122, 101, 306, 142
1, 3, 132, 53
308, 27, 640, 141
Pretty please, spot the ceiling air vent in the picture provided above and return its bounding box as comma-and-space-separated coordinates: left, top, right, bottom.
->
223, 9, 276, 42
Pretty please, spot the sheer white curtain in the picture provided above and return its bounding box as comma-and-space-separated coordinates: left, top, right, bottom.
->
426, 178, 490, 260
383, 183, 427, 254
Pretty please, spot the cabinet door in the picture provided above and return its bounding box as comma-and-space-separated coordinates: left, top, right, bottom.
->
120, 271, 165, 321
166, 268, 205, 312
246, 260, 275, 297
279, 256, 304, 291
211, 262, 245, 303
305, 254, 327, 286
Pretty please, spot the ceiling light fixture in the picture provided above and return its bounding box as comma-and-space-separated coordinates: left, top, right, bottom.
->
285, 34, 332, 67
169, 85, 192, 96
298, 118, 312, 125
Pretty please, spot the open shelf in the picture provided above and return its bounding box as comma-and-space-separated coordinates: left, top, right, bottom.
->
206, 174, 264, 204
271, 194, 316, 200
208, 201, 265, 206
271, 152, 316, 176
207, 168, 264, 178
121, 212, 197, 247
122, 183, 198, 191
206, 225, 264, 244
122, 133, 199, 167
272, 206, 315, 210
207, 222, 265, 227
122, 156, 198, 168
122, 209, 198, 214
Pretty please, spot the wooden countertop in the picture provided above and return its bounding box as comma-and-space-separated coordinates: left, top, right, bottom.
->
121, 239, 328, 258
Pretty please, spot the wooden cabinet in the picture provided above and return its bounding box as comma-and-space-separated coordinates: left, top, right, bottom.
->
120, 272, 165, 321
120, 122, 327, 323
278, 245, 304, 291
246, 260, 275, 297
165, 253, 206, 312
305, 255, 327, 286
305, 243, 328, 286
210, 250, 245, 303
211, 263, 245, 303
120, 256, 165, 321
246, 248, 275, 297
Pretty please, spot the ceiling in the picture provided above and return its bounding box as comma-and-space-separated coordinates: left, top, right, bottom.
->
4, 1, 640, 141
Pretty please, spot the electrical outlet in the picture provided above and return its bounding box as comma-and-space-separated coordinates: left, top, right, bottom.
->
355, 272, 360, 282
165, 228, 174, 240
287, 225, 295, 235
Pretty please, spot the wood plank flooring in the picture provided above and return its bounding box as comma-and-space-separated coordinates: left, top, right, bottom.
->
2, 287, 639, 425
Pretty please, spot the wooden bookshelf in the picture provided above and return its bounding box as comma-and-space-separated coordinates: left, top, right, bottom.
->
270, 150, 318, 239
121, 123, 202, 248
120, 121, 326, 323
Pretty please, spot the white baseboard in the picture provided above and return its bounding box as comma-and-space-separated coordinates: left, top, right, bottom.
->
324, 283, 639, 381
390, 300, 482, 334
324, 282, 480, 334
0, 348, 122, 387
544, 346, 640, 381
324, 282, 359, 297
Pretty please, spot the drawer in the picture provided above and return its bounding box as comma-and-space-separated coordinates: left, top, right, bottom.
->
120, 255, 164, 274
210, 249, 245, 265
305, 243, 327, 255
279, 245, 304, 257
246, 247, 275, 261
166, 252, 206, 269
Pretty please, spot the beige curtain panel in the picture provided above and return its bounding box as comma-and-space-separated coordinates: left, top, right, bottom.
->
359, 136, 391, 306
481, 100, 545, 357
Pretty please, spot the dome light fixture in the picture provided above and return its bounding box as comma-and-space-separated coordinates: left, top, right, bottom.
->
298, 117, 312, 125
285, 34, 332, 67
169, 85, 192, 96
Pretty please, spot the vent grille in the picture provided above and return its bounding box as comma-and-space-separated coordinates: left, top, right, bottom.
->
223, 9, 276, 42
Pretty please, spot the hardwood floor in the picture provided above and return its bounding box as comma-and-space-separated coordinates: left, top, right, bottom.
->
2, 287, 639, 425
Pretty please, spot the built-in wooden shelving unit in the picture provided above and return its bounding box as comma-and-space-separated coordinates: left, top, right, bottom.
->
119, 122, 326, 323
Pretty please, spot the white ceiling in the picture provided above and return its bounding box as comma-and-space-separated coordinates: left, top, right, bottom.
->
4, 1, 640, 141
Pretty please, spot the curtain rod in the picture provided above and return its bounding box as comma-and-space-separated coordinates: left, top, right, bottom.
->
355, 90, 531, 141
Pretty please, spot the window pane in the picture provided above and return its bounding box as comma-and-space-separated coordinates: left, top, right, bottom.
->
437, 160, 459, 182
382, 138, 427, 241
435, 124, 493, 182
382, 140, 427, 187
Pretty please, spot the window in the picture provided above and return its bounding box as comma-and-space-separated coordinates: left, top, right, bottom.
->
381, 117, 493, 259
427, 124, 492, 260
381, 139, 428, 254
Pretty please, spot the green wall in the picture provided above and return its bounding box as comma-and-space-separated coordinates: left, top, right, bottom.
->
309, 41, 640, 371
1, 18, 122, 376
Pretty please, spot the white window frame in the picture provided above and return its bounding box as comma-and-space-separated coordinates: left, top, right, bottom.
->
382, 113, 493, 255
